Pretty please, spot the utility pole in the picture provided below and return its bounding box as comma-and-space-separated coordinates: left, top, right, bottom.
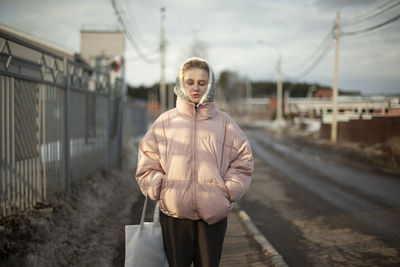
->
331, 12, 340, 143
160, 7, 166, 113
277, 54, 283, 121
257, 40, 282, 121
284, 89, 289, 116
245, 78, 252, 118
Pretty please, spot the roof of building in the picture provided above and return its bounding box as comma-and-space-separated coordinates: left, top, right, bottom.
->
0, 23, 76, 60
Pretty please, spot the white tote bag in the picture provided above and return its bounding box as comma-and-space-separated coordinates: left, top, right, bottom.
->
125, 196, 169, 267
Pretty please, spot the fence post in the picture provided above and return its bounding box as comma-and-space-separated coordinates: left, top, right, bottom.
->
117, 59, 127, 170
64, 59, 71, 192
106, 74, 112, 172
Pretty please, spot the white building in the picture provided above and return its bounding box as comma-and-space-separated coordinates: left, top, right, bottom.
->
288, 96, 399, 123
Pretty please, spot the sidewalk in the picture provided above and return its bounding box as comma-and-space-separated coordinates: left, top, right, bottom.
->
220, 208, 275, 267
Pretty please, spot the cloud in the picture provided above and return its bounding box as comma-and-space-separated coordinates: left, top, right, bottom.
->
0, 0, 398, 94
314, 0, 379, 11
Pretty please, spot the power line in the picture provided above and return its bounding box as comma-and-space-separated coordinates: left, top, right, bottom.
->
125, 52, 159, 62
120, 0, 146, 41
341, 0, 400, 26
289, 40, 334, 81
341, 13, 400, 36
288, 28, 334, 75
285, 28, 334, 80
119, 0, 158, 49
286, 5, 400, 79
284, 4, 399, 99
296, 41, 334, 79
113, 0, 158, 63
110, 0, 158, 63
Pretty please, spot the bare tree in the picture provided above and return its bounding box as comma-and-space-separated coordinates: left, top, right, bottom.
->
187, 38, 208, 59
182, 30, 208, 61
216, 70, 248, 117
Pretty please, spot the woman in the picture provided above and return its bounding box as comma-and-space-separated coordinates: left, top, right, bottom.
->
135, 57, 253, 267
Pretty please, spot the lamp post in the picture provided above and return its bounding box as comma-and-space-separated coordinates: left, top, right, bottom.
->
257, 40, 283, 121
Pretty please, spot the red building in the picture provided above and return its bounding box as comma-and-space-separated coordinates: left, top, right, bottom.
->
313, 88, 332, 98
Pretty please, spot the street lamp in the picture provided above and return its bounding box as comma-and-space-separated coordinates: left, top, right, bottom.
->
257, 40, 283, 122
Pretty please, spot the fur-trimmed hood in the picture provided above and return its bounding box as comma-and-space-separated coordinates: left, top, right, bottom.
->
173, 57, 216, 104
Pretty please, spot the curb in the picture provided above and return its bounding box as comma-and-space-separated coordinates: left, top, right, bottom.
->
234, 204, 289, 267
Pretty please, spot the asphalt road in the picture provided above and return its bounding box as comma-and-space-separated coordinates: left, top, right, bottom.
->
239, 128, 400, 267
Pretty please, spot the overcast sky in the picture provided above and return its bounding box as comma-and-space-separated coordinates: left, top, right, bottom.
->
1, 0, 399, 95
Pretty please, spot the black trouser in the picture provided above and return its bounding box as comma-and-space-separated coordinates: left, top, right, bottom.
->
159, 211, 228, 267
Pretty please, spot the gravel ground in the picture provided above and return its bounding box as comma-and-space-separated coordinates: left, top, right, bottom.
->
0, 137, 143, 267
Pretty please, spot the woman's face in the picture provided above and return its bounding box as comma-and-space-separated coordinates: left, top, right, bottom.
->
183, 68, 209, 104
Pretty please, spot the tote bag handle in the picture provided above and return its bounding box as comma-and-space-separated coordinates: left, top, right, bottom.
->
139, 194, 160, 228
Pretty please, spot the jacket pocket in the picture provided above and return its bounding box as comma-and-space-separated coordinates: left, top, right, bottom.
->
212, 178, 230, 201
197, 182, 232, 224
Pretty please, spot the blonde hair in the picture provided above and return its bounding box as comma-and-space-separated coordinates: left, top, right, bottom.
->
182, 59, 209, 78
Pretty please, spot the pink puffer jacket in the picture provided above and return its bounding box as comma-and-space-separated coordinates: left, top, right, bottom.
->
135, 97, 253, 224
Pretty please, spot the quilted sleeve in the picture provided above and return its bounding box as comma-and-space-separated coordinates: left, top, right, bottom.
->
223, 120, 254, 202
135, 122, 165, 200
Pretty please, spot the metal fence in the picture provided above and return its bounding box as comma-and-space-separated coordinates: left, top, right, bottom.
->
124, 98, 148, 138
320, 116, 400, 145
0, 30, 125, 217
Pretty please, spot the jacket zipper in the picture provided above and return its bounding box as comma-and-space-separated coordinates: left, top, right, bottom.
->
192, 105, 197, 216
